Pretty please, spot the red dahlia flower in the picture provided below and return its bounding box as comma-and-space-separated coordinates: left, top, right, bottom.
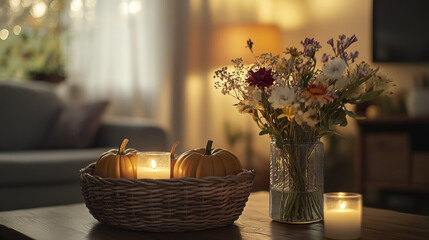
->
246, 67, 275, 88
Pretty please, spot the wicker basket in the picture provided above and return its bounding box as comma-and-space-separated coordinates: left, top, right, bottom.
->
79, 163, 254, 232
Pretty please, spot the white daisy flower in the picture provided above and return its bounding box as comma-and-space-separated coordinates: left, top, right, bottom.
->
268, 86, 295, 109
323, 57, 347, 79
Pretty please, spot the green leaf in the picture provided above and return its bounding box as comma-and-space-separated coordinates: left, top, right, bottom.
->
358, 90, 383, 103
340, 69, 379, 101
329, 109, 347, 127
271, 134, 282, 149
242, 105, 253, 111
357, 68, 378, 85
259, 129, 269, 136
346, 99, 359, 104
344, 109, 356, 118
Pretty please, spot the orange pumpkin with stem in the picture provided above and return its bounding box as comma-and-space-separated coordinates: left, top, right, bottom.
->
173, 140, 242, 178
95, 138, 137, 178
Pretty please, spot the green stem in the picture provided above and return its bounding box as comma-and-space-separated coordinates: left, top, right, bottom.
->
276, 142, 323, 222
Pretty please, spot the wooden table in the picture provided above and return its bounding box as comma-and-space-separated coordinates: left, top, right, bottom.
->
1, 191, 429, 240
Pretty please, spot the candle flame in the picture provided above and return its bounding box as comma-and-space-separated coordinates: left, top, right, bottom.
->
340, 202, 346, 209
151, 160, 156, 170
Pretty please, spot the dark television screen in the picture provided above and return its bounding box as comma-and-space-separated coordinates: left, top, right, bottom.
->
373, 0, 429, 62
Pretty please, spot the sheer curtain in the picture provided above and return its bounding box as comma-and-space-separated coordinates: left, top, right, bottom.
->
66, 0, 174, 123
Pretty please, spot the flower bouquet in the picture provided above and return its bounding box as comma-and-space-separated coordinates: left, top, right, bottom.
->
214, 34, 392, 223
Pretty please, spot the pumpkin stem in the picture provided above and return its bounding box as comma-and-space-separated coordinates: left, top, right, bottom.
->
170, 141, 180, 159
118, 139, 129, 155
204, 140, 213, 156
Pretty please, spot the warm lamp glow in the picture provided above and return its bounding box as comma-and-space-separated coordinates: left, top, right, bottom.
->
273, 0, 305, 30
210, 24, 282, 66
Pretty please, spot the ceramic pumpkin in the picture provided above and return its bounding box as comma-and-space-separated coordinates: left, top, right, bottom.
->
95, 138, 137, 178
170, 141, 180, 178
173, 140, 242, 178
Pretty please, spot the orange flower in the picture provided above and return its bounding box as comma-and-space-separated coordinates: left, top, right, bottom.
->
302, 84, 333, 105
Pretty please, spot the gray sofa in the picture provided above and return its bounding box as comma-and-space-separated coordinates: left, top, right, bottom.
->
0, 81, 168, 211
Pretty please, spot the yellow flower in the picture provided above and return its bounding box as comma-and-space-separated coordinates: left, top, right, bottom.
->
279, 104, 298, 121
285, 47, 300, 57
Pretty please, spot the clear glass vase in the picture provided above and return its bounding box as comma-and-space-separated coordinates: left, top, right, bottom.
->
269, 138, 324, 224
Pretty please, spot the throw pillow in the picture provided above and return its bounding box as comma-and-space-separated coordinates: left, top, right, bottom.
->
42, 100, 109, 149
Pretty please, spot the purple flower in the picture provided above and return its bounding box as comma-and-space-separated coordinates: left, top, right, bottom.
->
322, 53, 330, 63
344, 35, 358, 49
329, 34, 359, 64
344, 52, 351, 61
301, 38, 322, 57
336, 39, 342, 52
350, 51, 359, 62
327, 90, 339, 99
349, 34, 358, 44
246, 67, 275, 88
327, 38, 334, 47
358, 69, 367, 78
247, 38, 254, 53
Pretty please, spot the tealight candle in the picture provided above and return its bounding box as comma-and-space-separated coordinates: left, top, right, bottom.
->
324, 192, 362, 240
137, 152, 170, 179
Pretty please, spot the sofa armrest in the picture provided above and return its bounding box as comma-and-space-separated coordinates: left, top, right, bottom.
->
93, 117, 168, 151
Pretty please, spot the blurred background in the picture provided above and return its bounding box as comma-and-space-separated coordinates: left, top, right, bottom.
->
1, 0, 429, 215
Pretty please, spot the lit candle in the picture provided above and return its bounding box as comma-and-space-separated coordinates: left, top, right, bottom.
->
137, 152, 170, 179
324, 192, 362, 239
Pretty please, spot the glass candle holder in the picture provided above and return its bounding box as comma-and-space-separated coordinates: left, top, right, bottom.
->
324, 192, 362, 240
137, 152, 171, 179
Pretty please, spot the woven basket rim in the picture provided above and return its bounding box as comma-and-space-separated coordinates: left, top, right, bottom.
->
80, 163, 255, 184
79, 163, 255, 232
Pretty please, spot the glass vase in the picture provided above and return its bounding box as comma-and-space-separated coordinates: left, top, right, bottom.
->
269, 138, 324, 224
